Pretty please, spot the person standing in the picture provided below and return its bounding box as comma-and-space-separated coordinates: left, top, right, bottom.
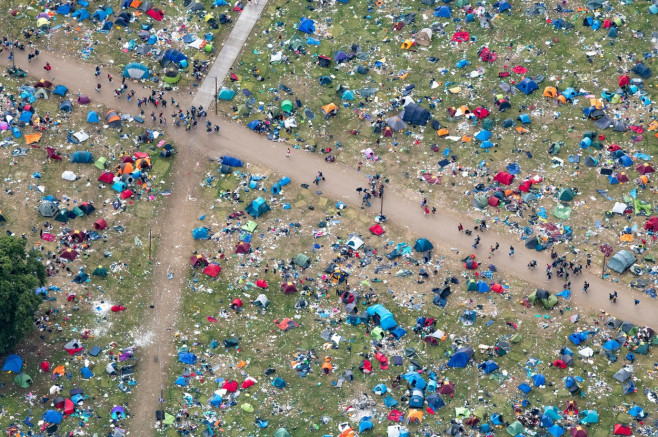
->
286, 148, 291, 158
509, 246, 515, 256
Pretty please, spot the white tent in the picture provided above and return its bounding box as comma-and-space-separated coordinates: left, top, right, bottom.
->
62, 171, 77, 181
73, 131, 90, 142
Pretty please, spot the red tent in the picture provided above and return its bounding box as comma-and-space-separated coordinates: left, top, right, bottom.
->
222, 380, 238, 392
369, 224, 385, 235
94, 218, 107, 230
491, 283, 504, 293
281, 282, 297, 294
120, 189, 133, 199
519, 180, 532, 192
40, 361, 50, 372
388, 410, 404, 422
360, 359, 372, 373
190, 254, 208, 268
451, 31, 470, 42
146, 8, 164, 20
375, 352, 389, 370
488, 196, 500, 207
256, 279, 268, 289
46, 146, 62, 160
202, 263, 221, 277
473, 106, 490, 119
60, 249, 78, 261
613, 424, 632, 436
644, 216, 658, 232
608, 144, 621, 152
234, 242, 251, 254
134, 151, 150, 159
512, 65, 528, 74
241, 378, 255, 389
619, 75, 630, 87
636, 163, 654, 175
111, 305, 125, 312
98, 171, 114, 183
437, 380, 454, 394
571, 426, 588, 437
494, 172, 515, 185
552, 360, 567, 369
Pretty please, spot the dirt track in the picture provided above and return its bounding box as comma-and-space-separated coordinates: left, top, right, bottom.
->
2, 47, 653, 435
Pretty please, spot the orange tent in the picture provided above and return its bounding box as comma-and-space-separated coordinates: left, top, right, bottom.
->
52, 365, 66, 376
130, 0, 141, 7
557, 95, 567, 104
321, 103, 338, 116
619, 234, 633, 242
437, 128, 449, 136
543, 86, 557, 98
408, 409, 424, 423
25, 133, 42, 145
321, 358, 333, 374
117, 162, 134, 175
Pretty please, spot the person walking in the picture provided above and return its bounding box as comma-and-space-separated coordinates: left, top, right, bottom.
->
509, 246, 514, 256
583, 281, 589, 293
286, 148, 291, 158
635, 299, 640, 306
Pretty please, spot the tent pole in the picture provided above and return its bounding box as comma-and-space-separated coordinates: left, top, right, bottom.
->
149, 228, 152, 261
215, 77, 218, 115
601, 254, 605, 279
380, 185, 384, 216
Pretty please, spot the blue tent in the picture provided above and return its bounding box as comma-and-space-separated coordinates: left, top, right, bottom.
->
92, 9, 107, 21
70, 151, 94, 163
19, 111, 33, 123
59, 100, 72, 112
477, 281, 490, 293
518, 114, 531, 124
218, 89, 236, 100
298, 18, 315, 34
447, 347, 473, 368
272, 377, 286, 388
81, 367, 93, 378
568, 332, 589, 345
540, 414, 554, 428
478, 360, 498, 374
2, 355, 23, 373
629, 406, 644, 418
480, 141, 494, 149
246, 197, 270, 218
213, 0, 227, 5
57, 4, 72, 14
507, 163, 521, 174
53, 85, 68, 96
42, 410, 63, 424
413, 238, 433, 252
402, 372, 427, 389
475, 130, 491, 141
86, 111, 99, 123
532, 374, 546, 386
565, 376, 577, 388
547, 424, 565, 437
175, 376, 188, 386
518, 382, 532, 394
193, 227, 209, 240
178, 351, 197, 364
619, 155, 633, 167
367, 304, 397, 330
433, 5, 451, 17
72, 8, 90, 20
358, 418, 373, 433
210, 394, 222, 406
516, 78, 539, 95
495, 0, 511, 11
383, 395, 398, 407
373, 383, 388, 395
426, 394, 445, 410
221, 156, 243, 167
247, 120, 262, 130
562, 88, 577, 100
163, 49, 187, 65
603, 339, 621, 351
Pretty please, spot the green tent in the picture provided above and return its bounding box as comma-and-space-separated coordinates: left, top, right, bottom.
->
455, 407, 469, 419
466, 279, 478, 291
293, 253, 311, 269
274, 429, 292, 437
281, 100, 294, 113
55, 208, 69, 223
204, 43, 213, 53
552, 204, 572, 220
557, 188, 573, 202
635, 342, 649, 354
473, 195, 488, 209
507, 421, 524, 436
93, 266, 108, 277
371, 326, 384, 340
241, 403, 254, 412
289, 34, 305, 51
510, 333, 522, 343
241, 221, 258, 233
163, 70, 181, 84
473, 406, 487, 419
14, 373, 32, 388
163, 412, 175, 425
481, 118, 494, 130
72, 206, 85, 217
528, 289, 558, 309
94, 157, 108, 170
237, 104, 251, 117
634, 199, 652, 215
455, 0, 470, 6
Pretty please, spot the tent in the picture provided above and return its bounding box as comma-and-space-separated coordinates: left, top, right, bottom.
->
123, 63, 150, 79
516, 78, 539, 95
632, 63, 652, 79
494, 172, 514, 185
221, 156, 243, 167
246, 197, 270, 218
178, 352, 197, 364
218, 88, 235, 100
607, 250, 636, 273
447, 347, 474, 368
434, 5, 451, 17
613, 424, 632, 436
70, 151, 94, 163
401, 103, 430, 126
106, 111, 122, 128
479, 360, 499, 374
42, 410, 63, 424
60, 100, 73, 112
39, 201, 59, 217
528, 289, 558, 309
507, 421, 524, 436
367, 304, 397, 330
293, 253, 311, 269
558, 188, 573, 202
298, 17, 315, 34
413, 238, 433, 252
53, 85, 68, 96
86, 111, 99, 123
416, 28, 432, 45
274, 429, 292, 437
14, 373, 33, 388
2, 355, 23, 373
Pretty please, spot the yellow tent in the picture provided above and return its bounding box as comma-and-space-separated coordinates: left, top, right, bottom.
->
37, 17, 49, 28
448, 86, 461, 94
400, 40, 414, 50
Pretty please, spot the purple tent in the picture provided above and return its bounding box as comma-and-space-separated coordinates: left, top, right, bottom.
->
78, 96, 91, 104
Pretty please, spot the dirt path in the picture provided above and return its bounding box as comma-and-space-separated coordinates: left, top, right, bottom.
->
2, 45, 655, 433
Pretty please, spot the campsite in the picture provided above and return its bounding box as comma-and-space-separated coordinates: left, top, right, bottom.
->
0, 0, 657, 435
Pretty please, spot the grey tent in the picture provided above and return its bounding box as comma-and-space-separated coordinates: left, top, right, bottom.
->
358, 87, 378, 98
416, 28, 432, 46
274, 429, 292, 437
59, 100, 73, 112
254, 294, 270, 309
39, 201, 59, 217
632, 63, 652, 79
188, 1, 204, 10
400, 103, 430, 126
605, 317, 623, 329
561, 354, 574, 366
584, 156, 598, 167
386, 116, 407, 131
607, 250, 636, 273
473, 195, 488, 209
613, 121, 627, 132
613, 368, 631, 382
594, 115, 612, 129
